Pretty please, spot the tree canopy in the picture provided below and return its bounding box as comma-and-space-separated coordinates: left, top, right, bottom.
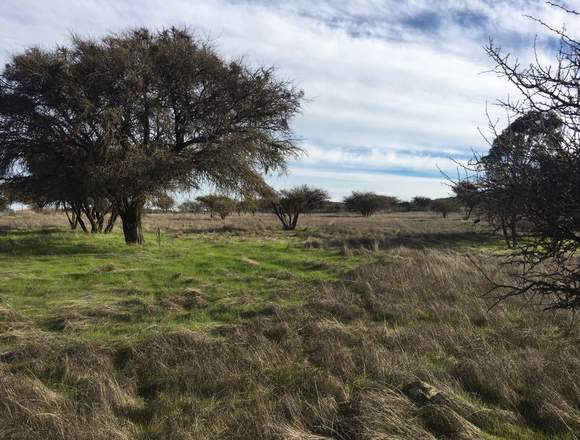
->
0, 28, 303, 243
474, 112, 565, 247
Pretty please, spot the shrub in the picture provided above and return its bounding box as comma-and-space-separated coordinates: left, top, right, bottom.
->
343, 192, 398, 217
271, 186, 329, 230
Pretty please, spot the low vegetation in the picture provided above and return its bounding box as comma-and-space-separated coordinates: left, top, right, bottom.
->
343, 191, 398, 217
271, 186, 329, 230
0, 211, 578, 439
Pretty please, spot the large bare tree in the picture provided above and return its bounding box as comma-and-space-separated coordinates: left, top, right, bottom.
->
467, 4, 580, 310
0, 28, 303, 243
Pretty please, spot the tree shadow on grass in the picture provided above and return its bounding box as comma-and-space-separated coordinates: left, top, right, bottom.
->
0, 231, 123, 257
184, 225, 248, 235
332, 231, 501, 251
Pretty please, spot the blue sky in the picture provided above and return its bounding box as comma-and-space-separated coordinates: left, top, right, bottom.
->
0, 0, 576, 200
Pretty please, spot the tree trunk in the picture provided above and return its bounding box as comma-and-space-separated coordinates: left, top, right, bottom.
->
81, 203, 99, 233
119, 204, 144, 245
510, 217, 517, 248
104, 210, 118, 233
290, 212, 299, 230
500, 217, 511, 248
465, 205, 474, 220
73, 203, 89, 233
63, 204, 78, 230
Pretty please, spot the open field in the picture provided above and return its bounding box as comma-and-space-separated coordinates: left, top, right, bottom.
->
0, 211, 579, 439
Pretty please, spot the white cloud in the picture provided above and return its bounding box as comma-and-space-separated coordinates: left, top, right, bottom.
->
0, 0, 574, 199
296, 144, 464, 175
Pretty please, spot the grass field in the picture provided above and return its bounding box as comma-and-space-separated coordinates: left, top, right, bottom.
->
0, 229, 369, 344
1, 211, 578, 439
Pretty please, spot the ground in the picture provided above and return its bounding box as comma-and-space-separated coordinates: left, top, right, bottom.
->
0, 211, 578, 439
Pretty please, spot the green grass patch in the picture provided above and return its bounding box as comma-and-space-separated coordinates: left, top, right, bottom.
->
0, 230, 370, 345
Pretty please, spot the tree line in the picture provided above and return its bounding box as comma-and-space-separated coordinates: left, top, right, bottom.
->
141, 189, 460, 227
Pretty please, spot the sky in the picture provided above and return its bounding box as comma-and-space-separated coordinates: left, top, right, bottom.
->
0, 0, 577, 200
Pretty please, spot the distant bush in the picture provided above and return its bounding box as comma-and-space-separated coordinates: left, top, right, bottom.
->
395, 201, 412, 212
452, 181, 480, 219
197, 195, 235, 220
343, 192, 398, 216
410, 196, 432, 211
272, 186, 329, 230
178, 200, 203, 213
152, 193, 175, 213
317, 200, 345, 213
430, 199, 459, 218
236, 198, 258, 215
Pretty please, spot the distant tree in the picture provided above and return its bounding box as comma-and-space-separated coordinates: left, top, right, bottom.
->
430, 199, 458, 218
236, 198, 258, 215
343, 192, 397, 217
464, 7, 580, 310
481, 112, 563, 248
213, 197, 235, 220
396, 201, 412, 212
178, 200, 202, 213
197, 195, 217, 217
197, 195, 235, 220
153, 193, 175, 213
0, 28, 303, 244
319, 200, 345, 213
271, 186, 329, 230
76, 198, 117, 234
5, 173, 117, 233
452, 181, 480, 219
411, 196, 432, 211
256, 197, 274, 213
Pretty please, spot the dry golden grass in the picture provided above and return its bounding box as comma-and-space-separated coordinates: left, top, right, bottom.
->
0, 211, 578, 439
1, 209, 485, 236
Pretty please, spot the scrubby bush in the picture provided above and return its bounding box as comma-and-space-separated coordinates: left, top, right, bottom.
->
152, 193, 175, 213
236, 198, 258, 215
430, 198, 459, 218
411, 196, 432, 211
197, 195, 235, 219
272, 186, 329, 230
343, 191, 398, 216
457, 5, 580, 309
452, 181, 480, 219
178, 200, 202, 213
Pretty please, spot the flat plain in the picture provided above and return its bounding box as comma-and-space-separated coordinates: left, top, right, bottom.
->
0, 211, 578, 439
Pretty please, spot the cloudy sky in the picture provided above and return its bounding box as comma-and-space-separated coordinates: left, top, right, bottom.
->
0, 0, 576, 200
